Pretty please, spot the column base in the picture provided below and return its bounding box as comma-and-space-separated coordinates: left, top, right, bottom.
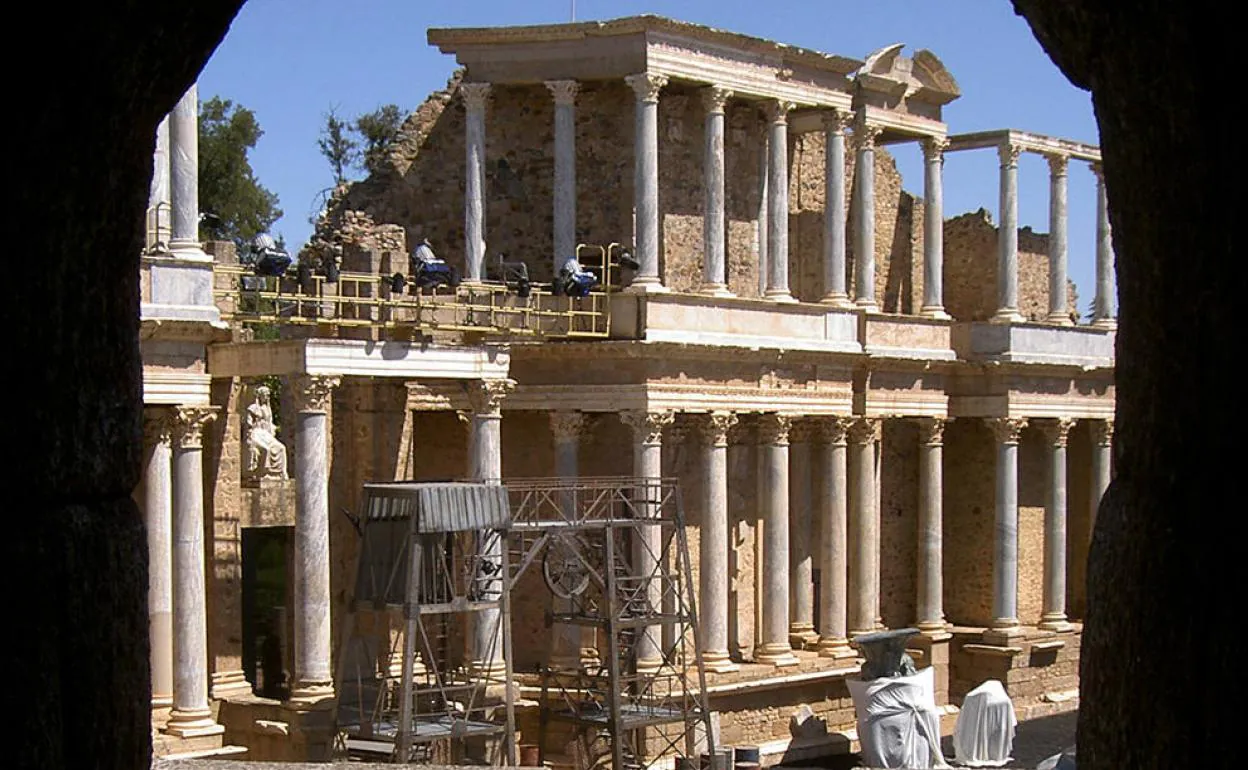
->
1045, 312, 1075, 326
816, 637, 856, 659
855, 298, 880, 312
991, 308, 1025, 323
764, 289, 798, 303
820, 293, 855, 308
165, 707, 224, 738
919, 306, 951, 320
549, 655, 584, 672
982, 622, 1025, 645
468, 659, 509, 681
916, 619, 950, 635
1038, 614, 1074, 632
789, 624, 820, 650
211, 670, 253, 700
287, 681, 336, 707
1092, 317, 1118, 330
702, 650, 740, 674
151, 694, 173, 709
698, 283, 735, 298
580, 648, 602, 672
754, 643, 799, 667
623, 280, 670, 295
635, 656, 664, 674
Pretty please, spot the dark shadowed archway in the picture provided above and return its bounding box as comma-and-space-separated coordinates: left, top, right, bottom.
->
1011, 2, 1237, 768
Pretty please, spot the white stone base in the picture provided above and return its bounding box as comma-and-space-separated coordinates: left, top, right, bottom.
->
165, 708, 224, 738
623, 280, 670, 294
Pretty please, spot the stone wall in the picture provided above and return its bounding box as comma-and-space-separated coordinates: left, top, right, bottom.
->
942, 418, 996, 626
950, 629, 1081, 720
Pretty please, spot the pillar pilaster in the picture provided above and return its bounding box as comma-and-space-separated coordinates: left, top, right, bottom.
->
1039, 418, 1075, 631
986, 417, 1027, 640
700, 411, 739, 672
916, 417, 948, 634
920, 137, 950, 318
763, 100, 796, 303
993, 142, 1025, 322
815, 417, 854, 658
700, 86, 734, 296
624, 73, 668, 293
853, 123, 883, 310
168, 84, 206, 261
461, 83, 491, 283
620, 410, 673, 671
549, 411, 596, 671
848, 417, 880, 636
788, 420, 817, 647
466, 379, 514, 676
756, 414, 799, 665
821, 111, 853, 306
1090, 419, 1114, 534
167, 406, 223, 737
1091, 162, 1118, 328
546, 80, 579, 274
143, 409, 175, 708
1046, 154, 1073, 325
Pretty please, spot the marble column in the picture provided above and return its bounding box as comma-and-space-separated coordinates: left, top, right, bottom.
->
624, 73, 668, 292
994, 142, 1025, 322
1046, 154, 1073, 324
763, 101, 796, 302
700, 86, 734, 296
547, 80, 579, 273
620, 410, 673, 671
1040, 418, 1075, 631
757, 130, 770, 297
467, 380, 515, 676
700, 412, 739, 672
788, 422, 817, 647
147, 116, 172, 251
756, 414, 799, 666
821, 111, 853, 306
921, 137, 950, 318
462, 83, 491, 283
1090, 419, 1114, 533
549, 411, 594, 671
144, 410, 175, 707
167, 407, 222, 737
853, 124, 883, 310
169, 83, 205, 259
1091, 163, 1118, 328
916, 418, 947, 632
847, 417, 880, 636
815, 417, 854, 657
289, 375, 340, 705
987, 417, 1028, 635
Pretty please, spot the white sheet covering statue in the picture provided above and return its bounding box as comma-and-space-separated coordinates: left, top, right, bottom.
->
245, 385, 287, 480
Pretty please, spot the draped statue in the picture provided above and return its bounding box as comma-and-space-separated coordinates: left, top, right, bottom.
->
245, 385, 287, 481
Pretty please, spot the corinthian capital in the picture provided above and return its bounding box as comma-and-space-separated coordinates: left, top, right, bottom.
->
701, 86, 733, 114
625, 72, 668, 103
466, 379, 515, 417
921, 136, 949, 164
822, 109, 852, 134
620, 410, 674, 446
1091, 418, 1114, 447
172, 406, 218, 450
700, 412, 737, 448
917, 417, 948, 446
998, 141, 1023, 168
986, 416, 1028, 445
758, 413, 793, 445
545, 79, 580, 106
460, 82, 492, 111
1039, 417, 1076, 448
852, 123, 882, 152
815, 415, 852, 445
1046, 153, 1070, 177
761, 99, 796, 125
549, 411, 587, 443
144, 408, 173, 447
847, 417, 880, 446
291, 375, 340, 413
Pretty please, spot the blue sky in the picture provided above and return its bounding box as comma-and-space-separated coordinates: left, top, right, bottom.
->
200, 0, 1102, 308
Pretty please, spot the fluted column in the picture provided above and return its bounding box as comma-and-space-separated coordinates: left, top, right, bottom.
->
546, 80, 579, 274
467, 379, 515, 676
624, 73, 668, 292
921, 137, 950, 318
147, 116, 171, 251
169, 83, 205, 259
550, 411, 594, 671
763, 101, 796, 302
1040, 418, 1075, 631
821, 111, 853, 306
993, 142, 1025, 322
1090, 419, 1114, 533
143, 410, 175, 707
620, 410, 673, 671
166, 407, 222, 737
916, 418, 947, 632
1046, 154, 1073, 324
756, 414, 799, 665
700, 412, 739, 672
789, 421, 817, 647
853, 124, 883, 309
700, 86, 734, 296
848, 418, 880, 636
1091, 163, 1117, 328
987, 417, 1028, 635
289, 375, 340, 704
816, 417, 853, 657
462, 83, 491, 283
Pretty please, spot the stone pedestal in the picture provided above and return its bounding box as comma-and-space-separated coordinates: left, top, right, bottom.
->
756, 414, 798, 666
289, 375, 340, 706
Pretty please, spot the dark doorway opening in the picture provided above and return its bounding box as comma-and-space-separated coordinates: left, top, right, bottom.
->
242, 526, 293, 699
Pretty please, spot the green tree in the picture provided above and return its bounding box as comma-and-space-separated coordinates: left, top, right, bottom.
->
198, 96, 282, 243
317, 106, 357, 186
354, 104, 404, 176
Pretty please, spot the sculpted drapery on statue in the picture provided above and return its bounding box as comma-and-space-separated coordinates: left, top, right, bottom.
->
244, 385, 287, 481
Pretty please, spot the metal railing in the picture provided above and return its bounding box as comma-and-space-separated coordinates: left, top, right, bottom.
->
214, 243, 627, 340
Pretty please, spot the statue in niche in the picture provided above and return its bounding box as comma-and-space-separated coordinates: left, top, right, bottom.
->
245, 385, 287, 481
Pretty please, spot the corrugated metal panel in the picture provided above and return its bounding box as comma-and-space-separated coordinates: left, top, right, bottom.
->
361, 482, 511, 531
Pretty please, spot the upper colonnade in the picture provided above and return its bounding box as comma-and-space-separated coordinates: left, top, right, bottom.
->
427, 16, 1115, 328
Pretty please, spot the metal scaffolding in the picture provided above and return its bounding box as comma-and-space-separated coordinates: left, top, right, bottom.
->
333, 482, 517, 765
504, 477, 714, 770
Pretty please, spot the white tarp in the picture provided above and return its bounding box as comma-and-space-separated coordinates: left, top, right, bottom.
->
953, 679, 1017, 767
847, 667, 949, 769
